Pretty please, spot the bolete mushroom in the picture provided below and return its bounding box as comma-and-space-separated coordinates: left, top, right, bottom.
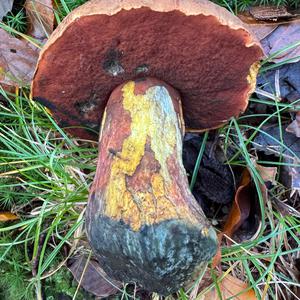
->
31, 0, 263, 295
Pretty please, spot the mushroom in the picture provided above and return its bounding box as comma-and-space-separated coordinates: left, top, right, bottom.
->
31, 0, 263, 295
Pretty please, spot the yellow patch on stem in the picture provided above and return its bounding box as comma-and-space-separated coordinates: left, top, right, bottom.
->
104, 81, 193, 231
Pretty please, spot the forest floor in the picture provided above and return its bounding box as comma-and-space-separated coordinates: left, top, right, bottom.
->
0, 0, 300, 299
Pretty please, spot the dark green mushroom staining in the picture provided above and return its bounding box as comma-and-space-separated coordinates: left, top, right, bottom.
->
31, 0, 263, 295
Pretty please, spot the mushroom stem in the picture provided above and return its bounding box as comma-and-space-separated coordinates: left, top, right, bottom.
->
86, 78, 217, 295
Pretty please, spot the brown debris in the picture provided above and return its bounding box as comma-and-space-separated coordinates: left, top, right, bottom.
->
249, 6, 294, 22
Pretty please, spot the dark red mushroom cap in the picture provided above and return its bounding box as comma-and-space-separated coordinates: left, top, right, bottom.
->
32, 0, 263, 140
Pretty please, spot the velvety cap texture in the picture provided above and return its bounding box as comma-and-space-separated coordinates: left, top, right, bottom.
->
32, 0, 263, 139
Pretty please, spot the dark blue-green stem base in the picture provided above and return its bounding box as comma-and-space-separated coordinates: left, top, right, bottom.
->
86, 215, 217, 295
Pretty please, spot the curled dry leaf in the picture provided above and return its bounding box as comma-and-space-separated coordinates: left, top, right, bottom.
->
223, 169, 252, 239
0, 212, 19, 221
201, 274, 257, 300
0, 0, 13, 20
0, 28, 39, 86
212, 168, 264, 267
68, 254, 121, 297
212, 169, 254, 267
25, 0, 54, 41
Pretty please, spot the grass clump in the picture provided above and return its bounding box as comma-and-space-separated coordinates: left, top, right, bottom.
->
0, 88, 96, 298
213, 0, 299, 11
3, 9, 28, 34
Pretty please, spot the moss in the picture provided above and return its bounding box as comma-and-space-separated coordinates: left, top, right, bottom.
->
0, 232, 92, 299
44, 267, 80, 300
0, 237, 35, 300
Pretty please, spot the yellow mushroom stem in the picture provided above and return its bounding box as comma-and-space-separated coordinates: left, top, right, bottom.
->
86, 78, 217, 295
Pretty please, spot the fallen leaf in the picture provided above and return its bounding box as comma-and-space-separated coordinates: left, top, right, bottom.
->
253, 124, 300, 158
256, 163, 277, 184
256, 61, 300, 103
212, 169, 260, 267
261, 23, 300, 63
0, 28, 39, 86
223, 169, 252, 239
239, 9, 300, 62
286, 111, 300, 137
0, 0, 13, 21
188, 268, 257, 300
68, 254, 121, 297
249, 24, 278, 41
0, 212, 19, 221
201, 274, 257, 300
212, 166, 265, 267
25, 0, 54, 41
253, 124, 300, 191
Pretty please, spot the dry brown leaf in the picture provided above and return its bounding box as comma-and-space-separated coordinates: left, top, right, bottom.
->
25, 0, 54, 41
256, 163, 277, 184
201, 274, 257, 300
0, 212, 19, 221
187, 268, 256, 300
286, 111, 300, 137
68, 255, 121, 297
0, 28, 39, 86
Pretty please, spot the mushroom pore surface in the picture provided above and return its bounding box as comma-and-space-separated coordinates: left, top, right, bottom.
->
32, 3, 263, 140
86, 78, 217, 295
